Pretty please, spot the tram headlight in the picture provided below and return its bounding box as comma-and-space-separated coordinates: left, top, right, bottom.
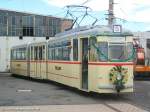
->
117, 74, 122, 80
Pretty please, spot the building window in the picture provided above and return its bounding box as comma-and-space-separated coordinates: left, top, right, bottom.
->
23, 27, 34, 36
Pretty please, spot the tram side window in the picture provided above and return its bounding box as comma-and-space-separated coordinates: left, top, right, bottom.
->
11, 50, 15, 60
48, 41, 71, 61
48, 47, 52, 60
73, 39, 78, 61
11, 50, 13, 59
55, 47, 62, 60
62, 41, 71, 61
52, 48, 55, 60
20, 48, 26, 60
16, 49, 21, 60
48, 44, 55, 60
13, 50, 17, 60
12, 48, 26, 60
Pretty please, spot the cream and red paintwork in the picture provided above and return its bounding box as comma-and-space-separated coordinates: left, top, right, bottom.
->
10, 36, 134, 94
11, 60, 28, 77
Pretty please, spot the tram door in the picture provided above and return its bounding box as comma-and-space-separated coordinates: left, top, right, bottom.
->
27, 46, 30, 77
30, 45, 47, 79
36, 46, 42, 78
34, 46, 39, 78
81, 38, 88, 90
36, 45, 47, 79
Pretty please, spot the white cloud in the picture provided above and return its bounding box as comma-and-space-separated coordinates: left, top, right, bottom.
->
42, 0, 108, 10
42, 0, 82, 7
43, 0, 150, 22
114, 0, 150, 22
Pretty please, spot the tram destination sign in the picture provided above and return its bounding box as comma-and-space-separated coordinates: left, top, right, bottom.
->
113, 25, 122, 33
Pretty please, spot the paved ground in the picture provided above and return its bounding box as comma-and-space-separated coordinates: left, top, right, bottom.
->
0, 73, 150, 112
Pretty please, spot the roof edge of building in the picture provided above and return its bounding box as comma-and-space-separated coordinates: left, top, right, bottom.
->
0, 8, 71, 20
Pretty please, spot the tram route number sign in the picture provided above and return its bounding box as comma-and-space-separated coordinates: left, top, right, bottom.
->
113, 25, 122, 33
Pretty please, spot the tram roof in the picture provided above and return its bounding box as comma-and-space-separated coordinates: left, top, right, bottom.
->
55, 25, 133, 38
11, 41, 47, 49
11, 44, 28, 49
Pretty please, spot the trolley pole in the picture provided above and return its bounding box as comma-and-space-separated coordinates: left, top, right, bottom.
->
108, 0, 114, 27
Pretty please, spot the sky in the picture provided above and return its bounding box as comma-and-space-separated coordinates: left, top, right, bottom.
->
0, 0, 150, 32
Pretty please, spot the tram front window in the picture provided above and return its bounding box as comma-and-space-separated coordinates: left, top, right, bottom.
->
109, 44, 125, 60
96, 42, 134, 61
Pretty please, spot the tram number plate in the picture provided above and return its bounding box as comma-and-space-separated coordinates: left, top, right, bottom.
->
17, 64, 21, 67
55, 66, 62, 70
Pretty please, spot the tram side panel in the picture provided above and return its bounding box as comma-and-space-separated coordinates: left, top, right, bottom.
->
47, 39, 81, 89
47, 62, 81, 88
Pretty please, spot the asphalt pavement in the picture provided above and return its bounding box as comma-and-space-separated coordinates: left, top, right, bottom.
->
0, 73, 149, 112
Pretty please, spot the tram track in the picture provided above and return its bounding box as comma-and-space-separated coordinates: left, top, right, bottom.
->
103, 103, 123, 112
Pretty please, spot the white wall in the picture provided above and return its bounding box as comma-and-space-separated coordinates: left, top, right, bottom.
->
0, 37, 48, 72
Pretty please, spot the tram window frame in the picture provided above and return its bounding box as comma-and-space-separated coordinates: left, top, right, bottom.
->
20, 48, 23, 60
15, 47, 26, 60
97, 42, 108, 61
31, 46, 34, 60
62, 40, 71, 61
62, 46, 70, 61
16, 49, 21, 60
55, 47, 62, 60
48, 43, 55, 60
48, 46, 52, 60
13, 49, 17, 60
52, 48, 55, 60
58, 47, 63, 60
23, 48, 25, 60
42, 45, 45, 60
48, 40, 71, 61
11, 49, 14, 60
39, 46, 43, 60
109, 43, 126, 60
34, 46, 38, 60
89, 40, 108, 62
73, 39, 78, 61
126, 42, 134, 62
21, 48, 26, 60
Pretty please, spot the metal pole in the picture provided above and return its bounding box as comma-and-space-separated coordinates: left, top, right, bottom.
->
6, 13, 8, 36
108, 0, 114, 27
33, 15, 35, 37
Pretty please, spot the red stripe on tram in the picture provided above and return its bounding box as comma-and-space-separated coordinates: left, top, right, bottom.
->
47, 61, 81, 64
88, 62, 134, 66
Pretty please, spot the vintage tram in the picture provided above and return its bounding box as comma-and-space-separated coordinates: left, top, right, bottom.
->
10, 25, 135, 93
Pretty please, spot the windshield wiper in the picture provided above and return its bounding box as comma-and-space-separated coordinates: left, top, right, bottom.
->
118, 51, 125, 59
